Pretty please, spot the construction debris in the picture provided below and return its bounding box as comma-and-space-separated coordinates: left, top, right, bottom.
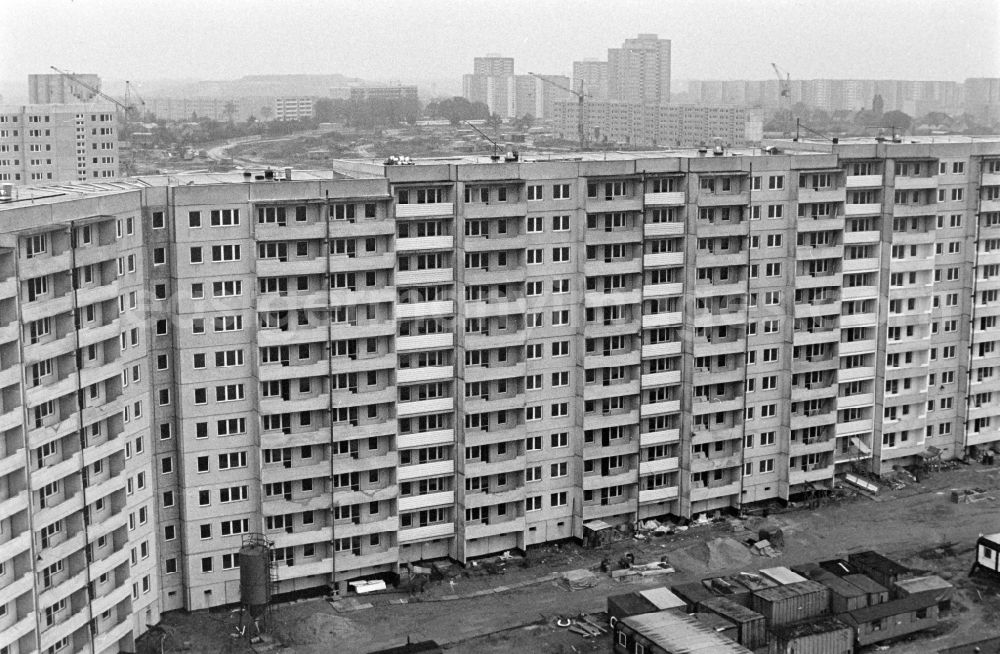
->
951, 488, 995, 503
561, 568, 599, 591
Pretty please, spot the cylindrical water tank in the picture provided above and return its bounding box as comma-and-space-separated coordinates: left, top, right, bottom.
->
239, 544, 271, 608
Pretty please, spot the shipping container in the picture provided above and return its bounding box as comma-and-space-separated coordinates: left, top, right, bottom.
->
694, 611, 739, 643
841, 573, 889, 606
847, 550, 910, 589
750, 580, 831, 627
768, 617, 853, 654
607, 592, 659, 626
790, 562, 825, 579
704, 576, 752, 606
840, 594, 940, 647
893, 574, 954, 613
759, 566, 809, 586
818, 559, 857, 577
614, 611, 754, 654
812, 570, 868, 613
638, 586, 687, 611
699, 596, 769, 649
672, 581, 716, 612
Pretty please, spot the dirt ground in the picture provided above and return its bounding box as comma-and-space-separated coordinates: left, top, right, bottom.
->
146, 462, 1000, 654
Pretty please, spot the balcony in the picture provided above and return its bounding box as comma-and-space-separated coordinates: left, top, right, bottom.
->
837, 392, 874, 409
583, 468, 636, 491
584, 289, 641, 307
586, 258, 643, 276
642, 457, 680, 475
641, 341, 681, 358
397, 268, 454, 286
397, 396, 454, 418
644, 221, 685, 237
397, 428, 454, 449
462, 200, 528, 219
335, 548, 400, 572
691, 453, 741, 474
895, 176, 938, 190
644, 191, 685, 206
798, 187, 845, 204
395, 202, 453, 218
397, 459, 455, 482
841, 285, 878, 301
465, 517, 526, 540
643, 252, 684, 268
584, 349, 640, 369
643, 282, 683, 299
585, 194, 643, 213
641, 312, 682, 328
639, 486, 679, 504
690, 481, 741, 502
398, 522, 456, 543
641, 400, 680, 418
640, 428, 681, 446
845, 174, 883, 188
464, 362, 524, 384
396, 235, 454, 252
843, 229, 880, 244
789, 465, 834, 486
464, 330, 524, 350
584, 409, 639, 431
641, 370, 681, 387
892, 203, 936, 218
845, 203, 881, 216
397, 332, 453, 351
398, 490, 455, 512
463, 234, 527, 252
838, 365, 876, 383
396, 300, 454, 319
396, 365, 453, 384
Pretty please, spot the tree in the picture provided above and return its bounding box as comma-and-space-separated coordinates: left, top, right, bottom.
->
881, 110, 912, 132
313, 98, 337, 123
223, 101, 237, 124
424, 97, 489, 125
259, 105, 274, 122
514, 114, 535, 131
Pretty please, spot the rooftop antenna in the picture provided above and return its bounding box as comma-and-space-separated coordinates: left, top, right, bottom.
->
794, 118, 839, 144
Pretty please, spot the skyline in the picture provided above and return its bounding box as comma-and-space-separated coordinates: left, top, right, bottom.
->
2, 0, 998, 94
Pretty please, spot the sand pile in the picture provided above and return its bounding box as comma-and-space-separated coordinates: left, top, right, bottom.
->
670, 537, 752, 573
282, 611, 368, 645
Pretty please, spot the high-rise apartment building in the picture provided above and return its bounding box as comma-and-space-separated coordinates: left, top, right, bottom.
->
608, 34, 671, 104
28, 74, 103, 105
573, 60, 609, 100
0, 104, 119, 185
463, 56, 517, 119
2, 138, 1000, 652
473, 57, 515, 78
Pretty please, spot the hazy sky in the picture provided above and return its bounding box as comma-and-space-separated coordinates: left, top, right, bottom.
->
3, 0, 999, 86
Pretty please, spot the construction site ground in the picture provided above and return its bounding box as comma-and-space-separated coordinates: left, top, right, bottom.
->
148, 463, 1000, 654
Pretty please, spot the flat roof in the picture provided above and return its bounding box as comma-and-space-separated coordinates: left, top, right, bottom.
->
622, 611, 753, 653
770, 617, 852, 639
638, 587, 687, 610
840, 594, 938, 625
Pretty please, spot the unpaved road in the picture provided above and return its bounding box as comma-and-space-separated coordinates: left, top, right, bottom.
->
155, 463, 1000, 654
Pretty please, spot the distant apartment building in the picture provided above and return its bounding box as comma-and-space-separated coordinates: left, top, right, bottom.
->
273, 97, 315, 122
573, 60, 610, 100
349, 86, 419, 104
608, 34, 671, 104
965, 78, 1000, 123
0, 103, 118, 185
512, 75, 574, 120
28, 73, 103, 104
2, 138, 1000, 652
686, 79, 966, 115
143, 96, 316, 123
552, 101, 757, 147
463, 56, 517, 119
144, 97, 252, 123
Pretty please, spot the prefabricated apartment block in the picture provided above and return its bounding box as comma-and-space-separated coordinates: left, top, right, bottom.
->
1, 136, 1000, 652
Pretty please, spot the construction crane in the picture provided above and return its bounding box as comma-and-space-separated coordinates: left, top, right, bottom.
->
528, 72, 589, 150
771, 63, 793, 136
50, 67, 145, 120
463, 121, 518, 163
51, 66, 148, 175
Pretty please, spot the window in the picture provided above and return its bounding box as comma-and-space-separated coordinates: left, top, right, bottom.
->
550, 491, 568, 507
759, 458, 774, 473
189, 211, 202, 228
552, 215, 570, 231
525, 496, 542, 511
768, 175, 784, 189
527, 216, 543, 233
552, 184, 570, 199
551, 432, 568, 448
527, 185, 542, 201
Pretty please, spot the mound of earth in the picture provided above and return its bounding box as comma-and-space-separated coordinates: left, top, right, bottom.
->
670, 537, 752, 573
